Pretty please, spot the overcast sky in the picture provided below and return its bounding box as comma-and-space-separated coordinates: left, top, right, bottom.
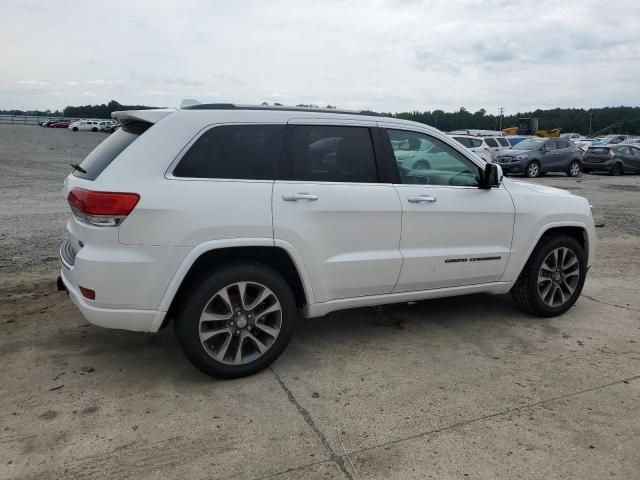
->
1, 0, 639, 114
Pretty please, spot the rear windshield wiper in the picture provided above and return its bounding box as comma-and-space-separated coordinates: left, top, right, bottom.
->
70, 163, 87, 174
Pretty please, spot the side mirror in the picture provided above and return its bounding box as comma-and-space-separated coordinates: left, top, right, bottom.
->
481, 163, 503, 188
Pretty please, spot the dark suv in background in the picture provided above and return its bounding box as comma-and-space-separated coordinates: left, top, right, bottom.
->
582, 144, 640, 175
495, 138, 582, 178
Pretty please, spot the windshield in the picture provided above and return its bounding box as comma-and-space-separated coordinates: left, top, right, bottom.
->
513, 138, 546, 151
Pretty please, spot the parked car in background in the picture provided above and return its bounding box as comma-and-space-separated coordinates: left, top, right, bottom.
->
600, 134, 631, 145
69, 120, 103, 132
450, 135, 493, 162
41, 119, 65, 127
50, 121, 71, 128
505, 135, 529, 147
105, 123, 121, 133
495, 137, 582, 177
560, 133, 581, 140
582, 144, 640, 175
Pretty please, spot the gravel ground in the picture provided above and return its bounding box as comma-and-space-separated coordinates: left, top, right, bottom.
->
1, 125, 639, 479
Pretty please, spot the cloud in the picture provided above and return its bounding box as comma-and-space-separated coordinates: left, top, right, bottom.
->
0, 0, 639, 111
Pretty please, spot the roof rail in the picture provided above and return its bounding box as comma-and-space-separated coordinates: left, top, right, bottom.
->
181, 103, 382, 117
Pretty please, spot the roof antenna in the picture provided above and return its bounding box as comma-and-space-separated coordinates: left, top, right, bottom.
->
180, 99, 201, 108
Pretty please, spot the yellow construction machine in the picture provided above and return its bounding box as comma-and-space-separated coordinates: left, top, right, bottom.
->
502, 118, 560, 137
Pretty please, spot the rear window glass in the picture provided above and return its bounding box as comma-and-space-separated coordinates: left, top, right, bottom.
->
589, 147, 610, 154
453, 137, 471, 147
497, 138, 509, 147
173, 124, 285, 180
73, 121, 150, 180
484, 138, 498, 147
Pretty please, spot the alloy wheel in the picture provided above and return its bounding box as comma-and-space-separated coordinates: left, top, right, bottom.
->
527, 162, 540, 177
569, 162, 580, 176
537, 247, 581, 308
198, 282, 282, 365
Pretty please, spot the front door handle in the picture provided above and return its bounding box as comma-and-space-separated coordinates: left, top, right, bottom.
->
282, 193, 318, 202
407, 195, 437, 204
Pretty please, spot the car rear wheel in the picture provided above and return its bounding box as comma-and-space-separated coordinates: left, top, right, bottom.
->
567, 160, 581, 177
511, 234, 586, 317
72, 127, 78, 131
525, 161, 540, 178
174, 263, 296, 378
610, 163, 623, 176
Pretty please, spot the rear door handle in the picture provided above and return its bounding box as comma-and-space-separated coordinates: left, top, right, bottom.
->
282, 193, 318, 202
407, 195, 437, 204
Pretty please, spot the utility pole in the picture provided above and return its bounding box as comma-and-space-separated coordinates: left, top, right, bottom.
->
588, 111, 593, 136
498, 107, 504, 131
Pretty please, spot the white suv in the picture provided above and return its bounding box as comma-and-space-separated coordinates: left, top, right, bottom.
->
59, 104, 596, 378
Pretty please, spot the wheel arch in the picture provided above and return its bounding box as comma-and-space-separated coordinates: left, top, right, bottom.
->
154, 242, 313, 330
514, 223, 589, 281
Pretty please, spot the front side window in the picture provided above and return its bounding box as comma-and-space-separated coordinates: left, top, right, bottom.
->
545, 139, 558, 150
173, 124, 285, 179
387, 129, 479, 187
289, 125, 378, 183
484, 137, 499, 148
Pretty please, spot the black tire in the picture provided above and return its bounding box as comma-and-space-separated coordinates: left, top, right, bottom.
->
567, 160, 581, 177
174, 263, 297, 379
525, 161, 541, 178
511, 234, 587, 317
610, 163, 623, 176
412, 159, 431, 170
72, 127, 78, 131
91, 127, 98, 132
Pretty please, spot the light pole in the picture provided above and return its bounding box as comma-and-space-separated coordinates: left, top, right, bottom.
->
588, 111, 593, 136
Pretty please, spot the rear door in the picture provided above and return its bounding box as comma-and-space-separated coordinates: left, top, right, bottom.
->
541, 139, 562, 170
628, 146, 640, 172
272, 121, 402, 303
483, 137, 500, 160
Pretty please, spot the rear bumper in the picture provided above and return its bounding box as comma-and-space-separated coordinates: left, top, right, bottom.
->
60, 268, 163, 332
582, 159, 614, 171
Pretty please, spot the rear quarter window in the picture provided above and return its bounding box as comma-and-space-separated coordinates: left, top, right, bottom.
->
73, 121, 151, 180
172, 124, 285, 180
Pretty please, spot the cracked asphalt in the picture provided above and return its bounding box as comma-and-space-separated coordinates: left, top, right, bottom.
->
1, 125, 639, 479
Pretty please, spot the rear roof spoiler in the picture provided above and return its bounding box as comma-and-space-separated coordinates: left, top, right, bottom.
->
111, 109, 175, 124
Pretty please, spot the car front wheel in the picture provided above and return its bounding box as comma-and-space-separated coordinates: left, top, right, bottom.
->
525, 161, 540, 178
511, 234, 586, 317
175, 263, 296, 378
567, 160, 581, 177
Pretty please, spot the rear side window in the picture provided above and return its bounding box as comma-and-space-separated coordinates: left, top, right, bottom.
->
288, 125, 378, 183
557, 140, 570, 149
497, 137, 509, 147
453, 137, 471, 147
173, 125, 285, 180
484, 138, 498, 147
73, 121, 151, 180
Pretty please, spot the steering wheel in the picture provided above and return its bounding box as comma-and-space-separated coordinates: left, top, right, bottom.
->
449, 169, 477, 186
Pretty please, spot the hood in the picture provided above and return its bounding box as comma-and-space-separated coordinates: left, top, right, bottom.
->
504, 178, 572, 196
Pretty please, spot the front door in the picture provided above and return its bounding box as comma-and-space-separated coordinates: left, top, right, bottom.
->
380, 126, 515, 292
272, 122, 402, 303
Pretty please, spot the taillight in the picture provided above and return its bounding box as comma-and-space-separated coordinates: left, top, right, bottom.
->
79, 286, 96, 300
67, 188, 139, 227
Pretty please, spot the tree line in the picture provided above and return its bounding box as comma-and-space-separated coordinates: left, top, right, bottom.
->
389, 106, 640, 136
2, 101, 640, 135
